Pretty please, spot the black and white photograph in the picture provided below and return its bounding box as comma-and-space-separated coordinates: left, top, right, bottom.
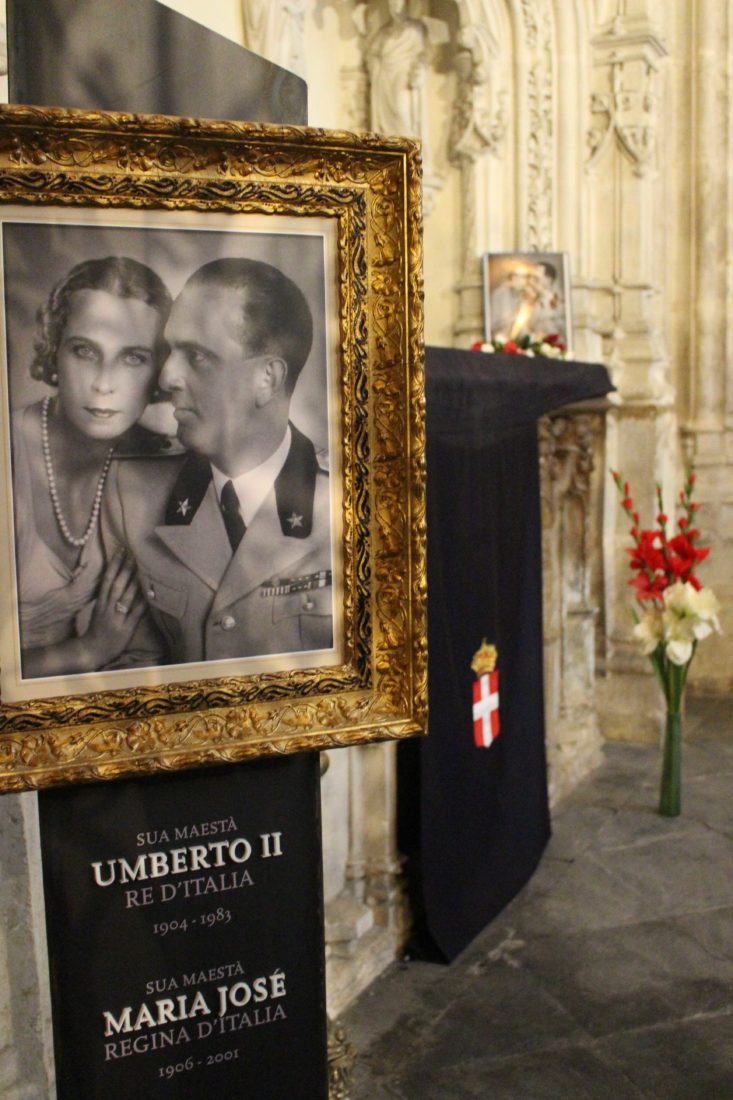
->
482, 251, 573, 346
0, 210, 342, 703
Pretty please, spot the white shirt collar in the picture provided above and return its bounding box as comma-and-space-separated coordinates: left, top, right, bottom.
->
211, 426, 291, 527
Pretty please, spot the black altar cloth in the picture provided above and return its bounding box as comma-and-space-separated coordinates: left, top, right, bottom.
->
400, 348, 614, 962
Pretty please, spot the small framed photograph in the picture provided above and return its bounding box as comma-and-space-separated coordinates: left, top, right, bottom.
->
482, 251, 573, 347
0, 104, 426, 791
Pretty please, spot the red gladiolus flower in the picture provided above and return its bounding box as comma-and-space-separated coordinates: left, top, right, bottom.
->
470, 340, 484, 352
627, 531, 666, 575
504, 340, 519, 354
611, 465, 711, 608
629, 571, 668, 600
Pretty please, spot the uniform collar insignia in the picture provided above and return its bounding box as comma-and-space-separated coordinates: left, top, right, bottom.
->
163, 424, 321, 534
164, 454, 212, 525
274, 423, 320, 539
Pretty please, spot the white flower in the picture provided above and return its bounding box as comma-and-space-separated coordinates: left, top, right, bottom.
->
633, 610, 663, 655
688, 586, 721, 636
659, 581, 722, 665
663, 581, 696, 617
666, 637, 694, 666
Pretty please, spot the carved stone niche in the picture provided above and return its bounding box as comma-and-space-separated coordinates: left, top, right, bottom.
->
539, 404, 607, 805
323, 742, 409, 1019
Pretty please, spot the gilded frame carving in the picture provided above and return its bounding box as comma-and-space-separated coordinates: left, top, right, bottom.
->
0, 105, 426, 792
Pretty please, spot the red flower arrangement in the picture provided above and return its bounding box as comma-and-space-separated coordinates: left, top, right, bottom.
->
471, 333, 569, 359
612, 469, 709, 601
611, 467, 720, 816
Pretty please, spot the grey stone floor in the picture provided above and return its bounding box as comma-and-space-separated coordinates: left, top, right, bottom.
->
343, 695, 733, 1099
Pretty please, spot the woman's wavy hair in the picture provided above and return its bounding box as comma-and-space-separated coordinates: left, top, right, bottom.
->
31, 256, 172, 392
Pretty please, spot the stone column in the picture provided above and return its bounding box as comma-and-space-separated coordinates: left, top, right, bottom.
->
586, 3, 678, 740
682, 0, 733, 691
539, 407, 606, 803
0, 795, 54, 1099
324, 744, 407, 1017
241, 0, 307, 77
450, 3, 508, 342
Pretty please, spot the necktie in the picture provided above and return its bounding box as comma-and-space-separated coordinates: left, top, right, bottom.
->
220, 480, 246, 551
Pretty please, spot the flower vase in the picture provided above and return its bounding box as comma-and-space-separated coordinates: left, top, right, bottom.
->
659, 709, 682, 817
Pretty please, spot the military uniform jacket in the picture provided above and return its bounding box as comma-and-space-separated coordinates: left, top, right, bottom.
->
102, 425, 334, 666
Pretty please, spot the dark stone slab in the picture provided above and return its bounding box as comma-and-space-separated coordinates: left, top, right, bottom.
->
345, 700, 733, 1099
673, 905, 733, 964
348, 962, 587, 1075
420, 968, 587, 1062
7, 0, 306, 123
596, 1013, 733, 1100
519, 915, 733, 1038
358, 1044, 651, 1100
591, 827, 733, 919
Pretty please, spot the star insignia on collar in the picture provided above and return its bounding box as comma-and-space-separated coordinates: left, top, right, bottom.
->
287, 512, 304, 529
176, 498, 192, 517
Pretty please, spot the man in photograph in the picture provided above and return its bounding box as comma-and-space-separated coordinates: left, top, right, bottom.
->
102, 257, 333, 666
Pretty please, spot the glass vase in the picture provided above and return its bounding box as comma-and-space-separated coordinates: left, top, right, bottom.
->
659, 709, 682, 817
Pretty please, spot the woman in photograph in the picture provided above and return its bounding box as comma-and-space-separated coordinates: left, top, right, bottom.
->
12, 256, 171, 678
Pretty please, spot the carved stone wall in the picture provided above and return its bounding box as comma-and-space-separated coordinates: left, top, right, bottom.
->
679, 0, 733, 693
2, 10, 732, 1089
539, 408, 605, 804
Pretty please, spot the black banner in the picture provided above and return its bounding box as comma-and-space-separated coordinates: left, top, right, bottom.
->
39, 754, 328, 1099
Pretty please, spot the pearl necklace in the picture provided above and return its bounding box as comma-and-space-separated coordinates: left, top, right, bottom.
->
41, 395, 115, 549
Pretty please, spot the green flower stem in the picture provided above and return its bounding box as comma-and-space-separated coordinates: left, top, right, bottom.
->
659, 709, 682, 817
649, 645, 695, 817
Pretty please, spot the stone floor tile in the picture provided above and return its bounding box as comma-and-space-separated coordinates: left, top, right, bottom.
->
542, 804, 610, 861
418, 965, 588, 1063
518, 914, 733, 1038
591, 828, 733, 919
678, 772, 733, 837
343, 960, 450, 1051
343, 698, 733, 1099
499, 849, 653, 936
671, 905, 733, 964
686, 693, 733, 724
596, 1012, 733, 1100
367, 1042, 647, 1095
591, 805, 703, 852
349, 962, 588, 1076
564, 746, 658, 811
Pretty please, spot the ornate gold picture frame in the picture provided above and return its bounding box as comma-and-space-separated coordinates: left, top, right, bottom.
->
0, 105, 426, 792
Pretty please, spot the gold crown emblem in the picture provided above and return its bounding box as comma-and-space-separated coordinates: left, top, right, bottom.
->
471, 639, 497, 676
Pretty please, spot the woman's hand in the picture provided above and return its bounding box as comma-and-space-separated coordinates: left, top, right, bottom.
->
81, 550, 148, 665
21, 550, 148, 678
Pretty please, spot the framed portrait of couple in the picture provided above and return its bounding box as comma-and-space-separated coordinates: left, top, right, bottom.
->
482, 251, 573, 348
0, 105, 426, 792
